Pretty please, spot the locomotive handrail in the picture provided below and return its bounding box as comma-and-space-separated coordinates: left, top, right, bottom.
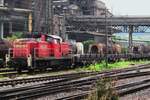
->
8, 48, 12, 54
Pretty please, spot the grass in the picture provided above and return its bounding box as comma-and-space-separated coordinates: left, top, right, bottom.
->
80, 60, 150, 72
0, 75, 6, 79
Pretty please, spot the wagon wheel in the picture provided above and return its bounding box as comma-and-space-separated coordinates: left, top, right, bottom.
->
17, 68, 22, 74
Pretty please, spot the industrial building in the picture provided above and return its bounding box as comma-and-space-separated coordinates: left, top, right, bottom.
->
0, 0, 32, 38
53, 0, 111, 16
52, 0, 112, 42
0, 0, 112, 42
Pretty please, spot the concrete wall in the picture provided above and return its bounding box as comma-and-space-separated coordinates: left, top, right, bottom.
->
94, 36, 106, 43
68, 33, 94, 42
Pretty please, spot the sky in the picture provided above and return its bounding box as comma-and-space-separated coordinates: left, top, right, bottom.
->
100, 0, 150, 15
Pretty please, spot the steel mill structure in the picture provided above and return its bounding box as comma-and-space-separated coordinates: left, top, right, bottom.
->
1, 0, 150, 52
0, 0, 111, 40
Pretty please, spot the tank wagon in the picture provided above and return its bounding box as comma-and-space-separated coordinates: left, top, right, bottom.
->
89, 43, 122, 55
132, 45, 150, 54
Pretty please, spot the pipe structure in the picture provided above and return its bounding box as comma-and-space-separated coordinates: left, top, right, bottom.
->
28, 13, 32, 33
0, 7, 32, 13
128, 25, 133, 53
0, 22, 4, 39
105, 8, 108, 67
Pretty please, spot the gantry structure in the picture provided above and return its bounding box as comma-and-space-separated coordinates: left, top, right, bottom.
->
66, 16, 150, 51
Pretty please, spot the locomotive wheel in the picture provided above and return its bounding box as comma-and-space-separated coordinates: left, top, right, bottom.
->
28, 68, 34, 74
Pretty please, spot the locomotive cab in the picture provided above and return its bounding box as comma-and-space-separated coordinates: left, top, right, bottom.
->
35, 35, 72, 69
36, 34, 71, 58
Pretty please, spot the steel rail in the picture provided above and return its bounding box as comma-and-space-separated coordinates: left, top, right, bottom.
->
56, 92, 90, 100
57, 76, 150, 100
0, 63, 150, 87
54, 71, 150, 100
1, 65, 150, 99
0, 71, 96, 86
117, 78, 150, 96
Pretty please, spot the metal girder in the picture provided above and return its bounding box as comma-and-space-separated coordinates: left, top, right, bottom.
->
133, 26, 150, 33
0, 15, 27, 22
67, 16, 150, 26
112, 26, 150, 33
0, 6, 32, 13
66, 16, 150, 33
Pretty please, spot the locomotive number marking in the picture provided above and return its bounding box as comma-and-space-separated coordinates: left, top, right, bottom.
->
41, 45, 47, 49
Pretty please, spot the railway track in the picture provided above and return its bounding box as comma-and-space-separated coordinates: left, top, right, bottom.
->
0, 68, 70, 77
0, 69, 15, 73
57, 70, 150, 100
0, 63, 149, 87
0, 63, 150, 99
0, 67, 92, 78
0, 72, 95, 99
117, 77, 150, 96
0, 71, 97, 87
58, 76, 150, 100
56, 91, 90, 100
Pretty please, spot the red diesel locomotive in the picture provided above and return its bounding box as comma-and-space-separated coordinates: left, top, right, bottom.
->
6, 34, 74, 70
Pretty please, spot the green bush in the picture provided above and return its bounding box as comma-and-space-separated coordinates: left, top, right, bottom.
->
88, 78, 118, 100
6, 32, 24, 41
